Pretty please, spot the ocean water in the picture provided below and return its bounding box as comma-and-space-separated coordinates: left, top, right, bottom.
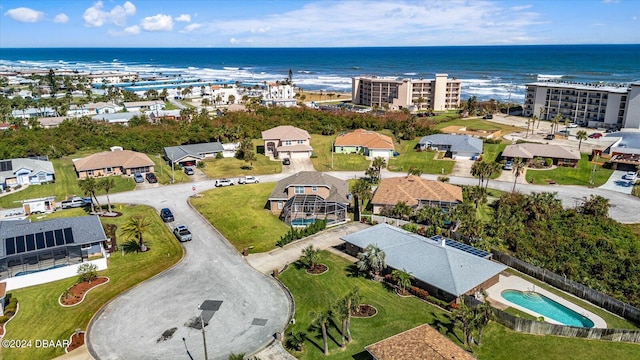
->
1, 45, 639, 102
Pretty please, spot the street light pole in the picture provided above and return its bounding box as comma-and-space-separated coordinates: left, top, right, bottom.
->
200, 313, 208, 360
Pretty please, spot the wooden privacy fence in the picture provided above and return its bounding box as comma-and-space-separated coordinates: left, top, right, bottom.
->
491, 250, 640, 326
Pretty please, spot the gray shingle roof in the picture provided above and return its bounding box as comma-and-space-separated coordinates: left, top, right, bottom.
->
0, 158, 54, 182
163, 142, 224, 162
418, 134, 483, 154
0, 215, 107, 258
342, 224, 506, 296
269, 171, 349, 203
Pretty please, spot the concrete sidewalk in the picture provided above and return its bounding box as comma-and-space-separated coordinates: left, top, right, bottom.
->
246, 222, 369, 274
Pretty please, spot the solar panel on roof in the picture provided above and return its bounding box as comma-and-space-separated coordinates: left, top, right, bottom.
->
427, 235, 491, 258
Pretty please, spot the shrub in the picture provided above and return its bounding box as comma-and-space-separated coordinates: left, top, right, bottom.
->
277, 219, 327, 247
437, 176, 450, 183
545, 158, 553, 167
448, 301, 459, 310
77, 263, 98, 283
0, 315, 8, 324
401, 223, 418, 233
215, 152, 223, 159
409, 286, 429, 300
196, 161, 205, 168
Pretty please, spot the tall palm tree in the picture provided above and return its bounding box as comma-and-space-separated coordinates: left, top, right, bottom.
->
357, 244, 386, 277
511, 157, 525, 192
392, 201, 412, 220
121, 215, 152, 252
300, 245, 320, 271
79, 177, 102, 213
551, 113, 562, 134
332, 297, 350, 348
576, 130, 588, 151
310, 309, 330, 355
475, 292, 494, 345
244, 151, 257, 169
100, 177, 115, 214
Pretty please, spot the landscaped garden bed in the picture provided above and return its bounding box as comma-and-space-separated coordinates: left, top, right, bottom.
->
305, 263, 328, 275
65, 331, 85, 353
351, 304, 377, 318
59, 276, 109, 306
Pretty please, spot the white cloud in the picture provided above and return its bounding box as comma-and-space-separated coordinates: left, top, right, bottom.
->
54, 13, 69, 24
4, 7, 44, 23
181, 23, 203, 33
125, 25, 141, 35
175, 14, 191, 22
83, 1, 136, 27
229, 38, 239, 44
141, 14, 173, 31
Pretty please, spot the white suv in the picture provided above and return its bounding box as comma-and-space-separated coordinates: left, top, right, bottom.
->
238, 176, 259, 184
215, 178, 235, 187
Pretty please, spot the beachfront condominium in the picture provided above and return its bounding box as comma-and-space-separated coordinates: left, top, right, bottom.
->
523, 81, 640, 129
351, 74, 461, 111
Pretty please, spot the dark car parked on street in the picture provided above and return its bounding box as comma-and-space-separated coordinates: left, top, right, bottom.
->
160, 208, 174, 222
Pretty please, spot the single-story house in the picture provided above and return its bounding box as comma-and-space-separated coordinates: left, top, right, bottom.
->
11, 107, 57, 119
122, 101, 164, 112
147, 109, 182, 122
164, 142, 225, 167
334, 129, 395, 158
371, 175, 463, 214
440, 125, 501, 139
92, 111, 141, 125
73, 146, 154, 179
0, 215, 108, 289
261, 98, 298, 108
418, 134, 483, 159
342, 224, 507, 302
365, 324, 476, 360
37, 116, 71, 129
502, 143, 581, 167
268, 171, 349, 226
0, 158, 55, 191
261, 125, 313, 159
68, 102, 121, 117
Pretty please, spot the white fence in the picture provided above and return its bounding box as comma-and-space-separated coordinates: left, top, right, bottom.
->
5, 258, 108, 291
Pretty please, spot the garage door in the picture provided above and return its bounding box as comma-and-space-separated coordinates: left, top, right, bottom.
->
369, 150, 390, 159
290, 151, 310, 159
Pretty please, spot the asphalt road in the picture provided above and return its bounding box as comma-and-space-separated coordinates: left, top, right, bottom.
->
87, 181, 290, 360
87, 168, 640, 359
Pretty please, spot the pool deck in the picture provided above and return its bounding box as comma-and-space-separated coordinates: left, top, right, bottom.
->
486, 273, 607, 328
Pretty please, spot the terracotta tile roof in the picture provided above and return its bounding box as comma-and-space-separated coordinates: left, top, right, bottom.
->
261, 125, 310, 141
334, 129, 395, 150
366, 324, 476, 360
502, 143, 581, 160
371, 175, 463, 207
73, 150, 154, 171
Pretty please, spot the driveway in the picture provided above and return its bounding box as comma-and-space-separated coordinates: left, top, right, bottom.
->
87, 181, 290, 360
282, 157, 315, 174
451, 157, 474, 177
599, 170, 635, 194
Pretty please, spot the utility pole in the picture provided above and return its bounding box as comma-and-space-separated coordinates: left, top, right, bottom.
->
589, 153, 599, 186
200, 312, 208, 360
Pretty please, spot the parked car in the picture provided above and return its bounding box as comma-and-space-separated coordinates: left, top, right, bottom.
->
606, 128, 618, 133
238, 176, 259, 184
557, 129, 570, 136
146, 172, 158, 183
589, 132, 603, 139
568, 123, 579, 128
160, 208, 174, 222
61, 197, 92, 209
623, 171, 637, 181
184, 167, 194, 175
482, 114, 493, 119
544, 134, 555, 140
282, 158, 291, 165
503, 161, 513, 171
134, 172, 144, 183
173, 225, 192, 242
215, 178, 235, 187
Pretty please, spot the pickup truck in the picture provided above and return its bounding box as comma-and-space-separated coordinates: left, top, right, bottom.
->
160, 208, 174, 222
61, 197, 91, 209
238, 176, 259, 184
173, 225, 192, 242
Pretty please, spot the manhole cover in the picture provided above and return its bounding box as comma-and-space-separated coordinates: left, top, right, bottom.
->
251, 318, 268, 326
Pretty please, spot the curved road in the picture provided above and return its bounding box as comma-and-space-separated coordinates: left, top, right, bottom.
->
87, 181, 290, 360
87, 169, 640, 359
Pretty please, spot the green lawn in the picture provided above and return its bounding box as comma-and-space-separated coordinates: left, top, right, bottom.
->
190, 183, 289, 252
525, 154, 613, 187
2, 205, 183, 360
279, 251, 464, 359
310, 134, 370, 172
481, 143, 508, 163
387, 139, 455, 174
198, 141, 283, 178
434, 119, 524, 134
0, 155, 136, 209
148, 153, 190, 184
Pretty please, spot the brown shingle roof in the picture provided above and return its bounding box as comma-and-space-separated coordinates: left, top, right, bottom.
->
73, 150, 154, 171
371, 175, 463, 207
261, 125, 310, 141
334, 129, 395, 150
268, 171, 348, 202
366, 324, 476, 360
502, 143, 581, 160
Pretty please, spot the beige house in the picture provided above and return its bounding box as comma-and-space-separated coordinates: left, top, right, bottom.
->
333, 129, 395, 158
73, 147, 155, 179
267, 171, 348, 226
502, 143, 581, 167
371, 175, 463, 214
261, 125, 312, 159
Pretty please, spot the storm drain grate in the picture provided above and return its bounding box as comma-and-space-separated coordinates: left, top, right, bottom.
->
251, 318, 268, 326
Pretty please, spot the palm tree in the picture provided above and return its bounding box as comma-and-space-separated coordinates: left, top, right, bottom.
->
300, 245, 320, 271
466, 185, 487, 209
357, 244, 386, 277
475, 294, 494, 346
121, 215, 152, 252
511, 157, 525, 192
415, 206, 443, 228
351, 179, 372, 206
371, 157, 387, 181
244, 151, 257, 169
228, 353, 245, 360
407, 167, 422, 176
551, 113, 562, 134
285, 331, 306, 352
310, 309, 330, 355
345, 287, 359, 342
78, 177, 102, 213
332, 297, 350, 348
100, 177, 115, 214
392, 201, 412, 220
576, 130, 588, 151
454, 300, 476, 351
391, 268, 413, 295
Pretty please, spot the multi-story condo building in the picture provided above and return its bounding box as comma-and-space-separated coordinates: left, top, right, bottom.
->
352, 74, 461, 111
523, 81, 640, 129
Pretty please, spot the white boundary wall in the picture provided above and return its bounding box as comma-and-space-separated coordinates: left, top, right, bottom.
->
4, 258, 108, 291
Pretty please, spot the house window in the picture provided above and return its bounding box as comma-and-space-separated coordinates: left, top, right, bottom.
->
106, 167, 113, 173
312, 186, 317, 192
294, 186, 304, 194
277, 201, 284, 209
285, 140, 292, 146
297, 140, 304, 144
87, 170, 94, 176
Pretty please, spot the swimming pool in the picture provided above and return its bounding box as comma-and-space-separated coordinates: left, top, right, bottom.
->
501, 290, 594, 328
15, 264, 69, 277
291, 218, 316, 226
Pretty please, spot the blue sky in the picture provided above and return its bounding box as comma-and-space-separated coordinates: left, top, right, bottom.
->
0, 0, 638, 47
